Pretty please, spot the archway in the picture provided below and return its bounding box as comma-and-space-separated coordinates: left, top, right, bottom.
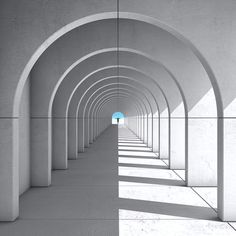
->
0, 9, 226, 222
112, 112, 125, 125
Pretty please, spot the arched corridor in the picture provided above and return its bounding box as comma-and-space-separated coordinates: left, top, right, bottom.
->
1, 0, 236, 235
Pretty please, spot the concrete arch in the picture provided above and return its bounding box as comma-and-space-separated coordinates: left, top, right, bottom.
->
90, 91, 147, 127
60, 61, 172, 158
92, 93, 144, 138
13, 13, 222, 116
47, 48, 186, 174
49, 50, 184, 168
94, 94, 142, 137
76, 76, 159, 149
84, 84, 154, 147
52, 76, 159, 166
51, 50, 181, 118
96, 96, 141, 135
58, 60, 173, 160
90, 89, 149, 121
21, 17, 218, 188
1, 8, 225, 221
64, 74, 162, 160
94, 94, 144, 138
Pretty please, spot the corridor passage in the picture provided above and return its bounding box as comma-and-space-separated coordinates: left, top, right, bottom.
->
0, 126, 235, 235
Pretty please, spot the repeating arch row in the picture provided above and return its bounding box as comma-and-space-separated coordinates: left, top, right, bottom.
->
2, 3, 235, 222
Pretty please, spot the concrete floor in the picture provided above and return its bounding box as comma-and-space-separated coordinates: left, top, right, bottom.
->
0, 125, 235, 235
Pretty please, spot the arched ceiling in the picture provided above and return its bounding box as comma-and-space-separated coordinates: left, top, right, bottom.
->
26, 18, 218, 120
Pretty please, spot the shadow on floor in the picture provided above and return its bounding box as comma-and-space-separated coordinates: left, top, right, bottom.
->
118, 198, 218, 221
119, 176, 185, 186
0, 126, 221, 236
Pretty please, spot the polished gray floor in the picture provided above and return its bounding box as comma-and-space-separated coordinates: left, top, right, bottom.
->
0, 125, 235, 235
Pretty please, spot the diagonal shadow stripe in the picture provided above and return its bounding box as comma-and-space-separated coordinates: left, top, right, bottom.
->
118, 198, 218, 221
119, 176, 184, 186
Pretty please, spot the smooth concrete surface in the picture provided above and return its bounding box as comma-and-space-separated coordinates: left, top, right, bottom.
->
1, 126, 235, 235
187, 89, 217, 187
187, 118, 217, 186
19, 79, 30, 195
67, 118, 78, 159
0, 118, 19, 220
52, 118, 68, 169
170, 103, 185, 169
220, 118, 236, 221
30, 118, 51, 186
160, 109, 169, 159
152, 115, 159, 153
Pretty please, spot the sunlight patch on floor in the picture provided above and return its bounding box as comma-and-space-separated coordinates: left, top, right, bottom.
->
118, 146, 151, 151
119, 157, 166, 166
119, 209, 188, 220
118, 181, 211, 208
117, 127, 233, 235
119, 150, 157, 157
119, 219, 236, 236
119, 166, 179, 180
118, 143, 146, 147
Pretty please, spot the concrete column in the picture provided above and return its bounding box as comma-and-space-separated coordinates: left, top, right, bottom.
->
78, 118, 84, 152
160, 108, 169, 159
136, 116, 139, 136
218, 101, 236, 221
89, 117, 94, 144
147, 113, 153, 148
31, 118, 51, 186
67, 118, 78, 159
93, 117, 97, 140
153, 116, 159, 153
0, 118, 19, 221
52, 118, 67, 169
84, 118, 89, 148
140, 116, 144, 141
143, 115, 148, 144
186, 89, 217, 187
95, 117, 99, 138
170, 103, 185, 169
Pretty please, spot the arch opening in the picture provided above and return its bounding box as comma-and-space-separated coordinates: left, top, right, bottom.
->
1, 7, 226, 223
112, 112, 125, 125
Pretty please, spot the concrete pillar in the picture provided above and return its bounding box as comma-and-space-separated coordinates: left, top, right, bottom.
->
218, 100, 236, 221
143, 115, 148, 144
186, 89, 217, 187
67, 118, 78, 159
52, 118, 67, 169
78, 118, 84, 152
0, 119, 19, 221
147, 113, 153, 148
84, 118, 89, 148
170, 103, 185, 169
153, 115, 159, 153
31, 118, 51, 186
93, 117, 97, 140
89, 117, 94, 144
160, 108, 169, 159
140, 115, 144, 141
